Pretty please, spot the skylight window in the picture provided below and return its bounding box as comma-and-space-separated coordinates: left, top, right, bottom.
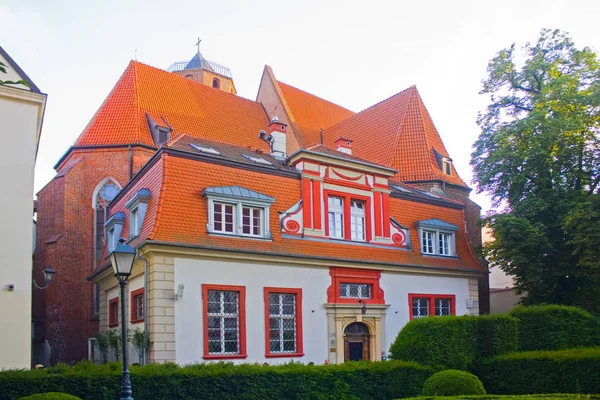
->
242, 154, 272, 166
415, 190, 440, 199
391, 185, 412, 194
190, 143, 221, 155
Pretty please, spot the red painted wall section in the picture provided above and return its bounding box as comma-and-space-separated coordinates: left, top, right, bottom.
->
312, 180, 322, 230
382, 193, 391, 238
327, 267, 384, 304
302, 178, 312, 229
374, 191, 382, 237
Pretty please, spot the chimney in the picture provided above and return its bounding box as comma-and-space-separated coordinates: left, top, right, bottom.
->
268, 116, 287, 158
335, 137, 353, 155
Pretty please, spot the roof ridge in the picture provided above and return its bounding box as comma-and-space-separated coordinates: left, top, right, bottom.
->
277, 80, 355, 119
390, 86, 417, 161
132, 61, 142, 145
148, 153, 168, 240
412, 88, 439, 175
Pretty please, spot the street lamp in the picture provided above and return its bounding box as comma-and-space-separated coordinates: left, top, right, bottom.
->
110, 238, 136, 400
33, 266, 56, 289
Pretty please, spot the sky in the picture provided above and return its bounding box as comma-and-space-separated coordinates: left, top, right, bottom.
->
2, 0, 600, 215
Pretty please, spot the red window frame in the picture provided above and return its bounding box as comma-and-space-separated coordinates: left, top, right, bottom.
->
264, 287, 304, 358
130, 288, 144, 324
408, 293, 456, 320
202, 284, 247, 360
323, 189, 372, 242
108, 297, 119, 327
327, 267, 384, 304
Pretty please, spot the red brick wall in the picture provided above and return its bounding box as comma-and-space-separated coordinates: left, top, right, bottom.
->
33, 146, 153, 364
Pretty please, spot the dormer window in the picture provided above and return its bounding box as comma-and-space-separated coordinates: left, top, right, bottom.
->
104, 212, 125, 253
204, 186, 274, 240
416, 219, 458, 257
125, 189, 151, 239
212, 78, 220, 89
442, 158, 452, 175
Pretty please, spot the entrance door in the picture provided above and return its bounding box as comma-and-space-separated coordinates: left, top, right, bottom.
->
343, 322, 370, 362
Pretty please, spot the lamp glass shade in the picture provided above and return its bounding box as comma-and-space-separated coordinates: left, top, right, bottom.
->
42, 266, 56, 284
109, 241, 136, 277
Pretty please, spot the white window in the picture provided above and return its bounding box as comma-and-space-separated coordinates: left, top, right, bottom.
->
204, 187, 274, 240
207, 290, 240, 355
421, 230, 435, 254
130, 208, 140, 237
213, 203, 236, 234
442, 158, 452, 175
350, 200, 365, 241
439, 233, 451, 256
107, 227, 117, 253
328, 196, 344, 239
340, 283, 372, 299
435, 298, 452, 316
412, 297, 430, 318
242, 206, 262, 236
268, 293, 297, 353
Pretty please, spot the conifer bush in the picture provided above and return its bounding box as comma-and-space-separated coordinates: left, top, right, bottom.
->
422, 370, 486, 396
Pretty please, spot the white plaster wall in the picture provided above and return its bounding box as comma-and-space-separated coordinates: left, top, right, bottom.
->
174, 258, 330, 365
126, 275, 144, 364
0, 83, 43, 369
380, 272, 471, 354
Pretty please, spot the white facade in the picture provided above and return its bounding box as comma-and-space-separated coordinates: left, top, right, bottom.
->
0, 49, 46, 369
172, 257, 476, 365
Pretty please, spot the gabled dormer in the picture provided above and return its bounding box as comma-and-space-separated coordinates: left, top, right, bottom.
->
280, 145, 410, 248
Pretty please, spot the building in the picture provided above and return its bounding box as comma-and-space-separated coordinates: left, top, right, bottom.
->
35, 49, 487, 364
0, 46, 47, 369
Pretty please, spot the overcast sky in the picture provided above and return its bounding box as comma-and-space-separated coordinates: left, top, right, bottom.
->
2, 0, 600, 213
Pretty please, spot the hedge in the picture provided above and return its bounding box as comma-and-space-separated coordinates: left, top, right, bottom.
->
509, 305, 600, 351
407, 395, 600, 400
422, 370, 486, 396
0, 360, 433, 400
476, 347, 600, 395
18, 394, 81, 400
389, 314, 518, 370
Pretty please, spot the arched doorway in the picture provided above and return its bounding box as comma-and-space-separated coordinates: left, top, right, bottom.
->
344, 322, 370, 361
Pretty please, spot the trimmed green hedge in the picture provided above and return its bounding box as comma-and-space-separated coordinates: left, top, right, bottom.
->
476, 347, 600, 394
509, 305, 600, 351
422, 370, 486, 396
406, 395, 600, 400
389, 314, 518, 370
0, 360, 433, 400
18, 394, 81, 400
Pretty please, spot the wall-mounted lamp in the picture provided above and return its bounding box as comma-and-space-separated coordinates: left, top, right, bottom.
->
33, 266, 56, 290
175, 284, 185, 300
358, 299, 367, 315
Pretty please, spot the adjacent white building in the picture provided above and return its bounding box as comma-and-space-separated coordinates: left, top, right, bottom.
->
0, 46, 47, 369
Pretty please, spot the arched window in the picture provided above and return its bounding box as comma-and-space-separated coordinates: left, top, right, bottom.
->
184, 74, 193, 79
92, 178, 121, 264
212, 78, 220, 89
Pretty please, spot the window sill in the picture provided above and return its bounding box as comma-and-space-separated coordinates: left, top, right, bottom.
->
421, 253, 459, 259
108, 323, 119, 328
208, 232, 273, 241
265, 352, 304, 358
130, 318, 144, 324
203, 354, 248, 360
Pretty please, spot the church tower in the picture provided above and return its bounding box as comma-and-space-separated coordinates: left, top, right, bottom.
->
168, 40, 236, 94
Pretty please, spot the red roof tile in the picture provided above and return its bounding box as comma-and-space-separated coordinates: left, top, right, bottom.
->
99, 151, 483, 273
75, 61, 271, 152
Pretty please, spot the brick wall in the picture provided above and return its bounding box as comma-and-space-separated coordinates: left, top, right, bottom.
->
33, 146, 153, 364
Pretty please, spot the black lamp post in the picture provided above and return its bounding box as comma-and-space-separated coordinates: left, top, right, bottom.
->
109, 238, 136, 400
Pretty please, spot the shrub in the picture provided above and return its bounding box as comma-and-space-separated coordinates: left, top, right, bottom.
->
389, 314, 518, 370
407, 395, 600, 400
476, 347, 600, 394
509, 305, 600, 351
18, 394, 81, 400
0, 360, 433, 400
422, 370, 486, 396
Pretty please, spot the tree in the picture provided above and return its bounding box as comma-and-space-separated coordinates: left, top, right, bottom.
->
471, 29, 600, 313
0, 61, 30, 87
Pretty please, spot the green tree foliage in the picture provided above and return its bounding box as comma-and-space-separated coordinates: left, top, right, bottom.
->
0, 61, 30, 87
471, 29, 600, 313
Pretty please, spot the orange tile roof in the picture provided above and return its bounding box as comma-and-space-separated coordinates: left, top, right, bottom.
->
277, 83, 468, 187
75, 61, 271, 152
277, 81, 355, 146
98, 150, 483, 273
